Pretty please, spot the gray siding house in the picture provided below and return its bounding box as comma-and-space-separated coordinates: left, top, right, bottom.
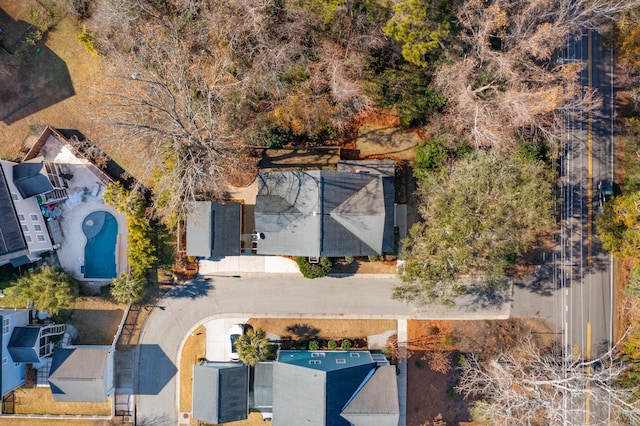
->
48, 346, 115, 402
192, 361, 249, 424
186, 201, 242, 258
254, 168, 395, 258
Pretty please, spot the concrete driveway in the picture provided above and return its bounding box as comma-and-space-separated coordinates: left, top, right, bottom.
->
204, 317, 249, 361
135, 274, 512, 425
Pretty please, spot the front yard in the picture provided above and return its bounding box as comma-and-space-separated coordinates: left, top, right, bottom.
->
179, 318, 398, 425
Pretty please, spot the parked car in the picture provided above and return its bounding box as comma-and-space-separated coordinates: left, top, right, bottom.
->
228, 324, 245, 361
598, 180, 613, 213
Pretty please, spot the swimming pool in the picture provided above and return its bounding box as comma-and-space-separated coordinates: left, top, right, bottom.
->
82, 211, 118, 279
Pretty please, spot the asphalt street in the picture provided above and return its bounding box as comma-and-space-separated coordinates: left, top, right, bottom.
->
135, 273, 522, 425
559, 31, 614, 361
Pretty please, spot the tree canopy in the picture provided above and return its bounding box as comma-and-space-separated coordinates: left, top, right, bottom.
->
457, 335, 640, 425
395, 149, 553, 304
110, 273, 146, 304
596, 192, 640, 259
234, 328, 271, 367
5, 266, 79, 315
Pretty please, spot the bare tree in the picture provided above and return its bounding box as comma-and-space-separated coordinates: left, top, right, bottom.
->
96, 8, 245, 219
435, 0, 639, 151
456, 333, 640, 425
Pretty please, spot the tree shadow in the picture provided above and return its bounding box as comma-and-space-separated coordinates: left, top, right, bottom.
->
462, 282, 512, 311
166, 278, 213, 299
0, 8, 75, 124
286, 323, 320, 340
136, 344, 177, 395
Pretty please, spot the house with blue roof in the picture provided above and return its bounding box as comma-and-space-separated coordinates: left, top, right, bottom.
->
272, 350, 399, 426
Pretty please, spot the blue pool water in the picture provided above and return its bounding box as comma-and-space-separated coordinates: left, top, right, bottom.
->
82, 211, 118, 279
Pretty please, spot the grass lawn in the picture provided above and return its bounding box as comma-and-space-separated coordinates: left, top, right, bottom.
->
66, 297, 126, 345
13, 387, 111, 416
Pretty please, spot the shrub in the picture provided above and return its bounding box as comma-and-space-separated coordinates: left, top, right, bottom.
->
426, 325, 439, 335
341, 339, 352, 351
442, 335, 455, 345
77, 25, 99, 57
309, 340, 320, 351
295, 340, 307, 350
327, 340, 338, 350
296, 256, 332, 279
368, 254, 382, 262
415, 360, 424, 369
344, 256, 355, 265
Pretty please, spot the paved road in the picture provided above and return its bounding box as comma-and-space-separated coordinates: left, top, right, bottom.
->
559, 31, 614, 360
559, 30, 615, 424
135, 273, 514, 425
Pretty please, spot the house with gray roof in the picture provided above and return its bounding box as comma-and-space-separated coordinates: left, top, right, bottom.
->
192, 361, 249, 424
48, 346, 114, 402
272, 350, 399, 426
186, 201, 242, 258
0, 156, 68, 268
254, 166, 395, 258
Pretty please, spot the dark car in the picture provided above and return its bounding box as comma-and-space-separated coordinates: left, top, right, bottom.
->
598, 180, 613, 213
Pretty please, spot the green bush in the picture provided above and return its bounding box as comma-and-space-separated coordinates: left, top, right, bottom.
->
367, 254, 382, 262
77, 25, 99, 57
341, 339, 352, 351
328, 340, 338, 350
296, 256, 332, 278
626, 267, 640, 299
103, 183, 157, 277
295, 340, 307, 350
309, 340, 320, 351
344, 256, 355, 265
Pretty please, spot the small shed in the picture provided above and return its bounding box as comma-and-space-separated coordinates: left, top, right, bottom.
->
186, 201, 241, 258
48, 346, 114, 402
193, 361, 249, 424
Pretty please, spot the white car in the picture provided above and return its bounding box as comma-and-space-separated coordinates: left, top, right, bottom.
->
228, 324, 245, 361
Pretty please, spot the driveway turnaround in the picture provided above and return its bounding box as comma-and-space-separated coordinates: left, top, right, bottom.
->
136, 273, 512, 425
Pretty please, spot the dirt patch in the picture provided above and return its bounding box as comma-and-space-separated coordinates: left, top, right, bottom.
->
12, 387, 111, 416
247, 318, 397, 343
66, 297, 125, 345
356, 123, 422, 161
406, 319, 557, 425
407, 351, 473, 426
331, 257, 397, 274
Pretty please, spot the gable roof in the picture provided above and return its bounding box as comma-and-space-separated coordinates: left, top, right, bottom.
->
7, 327, 40, 363
186, 202, 241, 258
273, 351, 377, 426
340, 365, 400, 426
48, 347, 113, 402
255, 169, 395, 257
12, 158, 53, 199
253, 362, 273, 410
0, 164, 28, 264
193, 362, 248, 424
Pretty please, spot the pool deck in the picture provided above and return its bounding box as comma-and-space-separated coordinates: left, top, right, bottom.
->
37, 133, 128, 292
